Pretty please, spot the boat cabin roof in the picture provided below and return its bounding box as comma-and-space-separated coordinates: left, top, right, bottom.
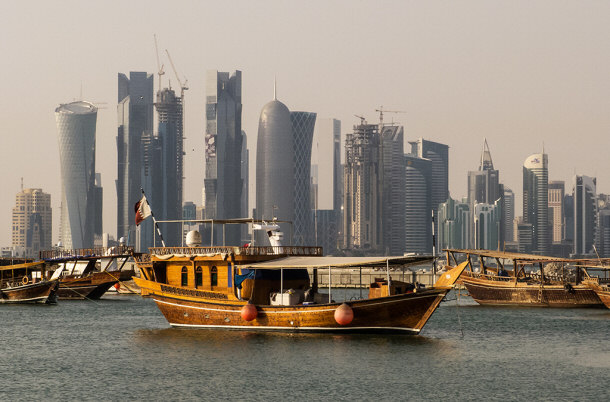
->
445, 249, 610, 265
236, 255, 433, 270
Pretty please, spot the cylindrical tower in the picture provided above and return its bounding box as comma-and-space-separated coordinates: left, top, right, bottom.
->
255, 99, 294, 243
55, 101, 98, 249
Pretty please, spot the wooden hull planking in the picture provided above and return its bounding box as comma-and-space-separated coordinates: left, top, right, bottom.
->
462, 278, 602, 307
142, 280, 450, 333
595, 289, 610, 308
0, 280, 59, 304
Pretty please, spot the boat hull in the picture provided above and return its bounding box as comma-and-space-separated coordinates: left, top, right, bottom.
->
462, 277, 602, 307
0, 280, 59, 304
146, 284, 450, 334
595, 289, 610, 308
58, 271, 125, 300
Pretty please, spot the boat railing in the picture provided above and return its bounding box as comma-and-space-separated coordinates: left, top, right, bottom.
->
467, 272, 514, 282
148, 246, 323, 257
40, 246, 135, 260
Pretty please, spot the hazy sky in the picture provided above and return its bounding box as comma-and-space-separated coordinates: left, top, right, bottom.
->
1, 0, 609, 246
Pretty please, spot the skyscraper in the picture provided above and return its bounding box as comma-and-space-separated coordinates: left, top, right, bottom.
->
343, 123, 382, 251
404, 153, 432, 254
503, 186, 515, 243
467, 139, 502, 248
311, 118, 341, 254
381, 125, 406, 255
523, 152, 549, 255
55, 101, 101, 249
473, 199, 502, 250
153, 87, 184, 246
438, 197, 470, 250
255, 97, 293, 243
573, 175, 597, 257
12, 188, 52, 257
409, 138, 449, 251
116, 72, 154, 250
204, 71, 244, 245
291, 111, 316, 246
596, 194, 610, 258
548, 181, 565, 243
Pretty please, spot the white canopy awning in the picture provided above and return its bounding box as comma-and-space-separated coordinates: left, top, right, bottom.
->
236, 255, 433, 270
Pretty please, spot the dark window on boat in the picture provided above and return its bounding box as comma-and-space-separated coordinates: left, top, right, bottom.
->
195, 267, 203, 287
211, 266, 218, 287
181, 266, 188, 287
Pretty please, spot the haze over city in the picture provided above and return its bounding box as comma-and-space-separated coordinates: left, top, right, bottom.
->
1, 0, 609, 246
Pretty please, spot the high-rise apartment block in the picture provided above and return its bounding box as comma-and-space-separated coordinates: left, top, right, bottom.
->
573, 175, 597, 257
11, 188, 52, 257
473, 199, 502, 250
523, 153, 549, 254
503, 187, 515, 243
116, 72, 154, 250
343, 123, 382, 251
56, 101, 102, 249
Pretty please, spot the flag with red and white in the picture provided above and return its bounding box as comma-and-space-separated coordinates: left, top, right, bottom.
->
134, 195, 152, 225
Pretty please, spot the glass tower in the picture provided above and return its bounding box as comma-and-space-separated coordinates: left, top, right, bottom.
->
56, 101, 100, 250
573, 175, 597, 256
291, 111, 316, 246
523, 153, 549, 255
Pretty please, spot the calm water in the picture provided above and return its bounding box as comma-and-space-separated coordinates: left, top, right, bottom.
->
1, 292, 608, 401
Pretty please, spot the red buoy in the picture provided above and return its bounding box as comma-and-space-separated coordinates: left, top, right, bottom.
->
241, 303, 258, 321
114, 283, 121, 291
334, 303, 354, 325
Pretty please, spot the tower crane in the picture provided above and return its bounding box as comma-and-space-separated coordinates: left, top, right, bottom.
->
354, 114, 366, 125
165, 49, 189, 99
375, 106, 406, 129
153, 34, 165, 90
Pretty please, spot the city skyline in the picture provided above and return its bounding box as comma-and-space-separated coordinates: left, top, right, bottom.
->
2, 1, 610, 246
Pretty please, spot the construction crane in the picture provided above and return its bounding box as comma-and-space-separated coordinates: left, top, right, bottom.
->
165, 49, 189, 99
153, 34, 165, 90
354, 114, 367, 125
375, 106, 406, 129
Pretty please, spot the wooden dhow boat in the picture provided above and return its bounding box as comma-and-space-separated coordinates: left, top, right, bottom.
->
0, 258, 59, 304
41, 246, 135, 300
445, 249, 607, 308
133, 221, 466, 334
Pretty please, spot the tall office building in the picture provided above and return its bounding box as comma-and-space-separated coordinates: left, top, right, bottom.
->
343, 123, 382, 251
573, 175, 597, 257
404, 154, 433, 254
503, 187, 515, 243
311, 118, 341, 254
153, 87, 184, 246
467, 139, 502, 248
240, 131, 249, 243
596, 194, 610, 257
381, 125, 406, 255
11, 188, 52, 257
548, 181, 565, 243
56, 101, 101, 250
291, 111, 316, 246
255, 96, 294, 243
522, 152, 549, 255
409, 138, 449, 251
438, 197, 470, 250
116, 72, 154, 250
204, 71, 244, 245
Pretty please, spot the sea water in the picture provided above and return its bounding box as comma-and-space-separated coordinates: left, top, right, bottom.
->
0, 292, 608, 401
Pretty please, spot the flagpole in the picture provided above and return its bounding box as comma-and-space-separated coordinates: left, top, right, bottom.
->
140, 188, 166, 247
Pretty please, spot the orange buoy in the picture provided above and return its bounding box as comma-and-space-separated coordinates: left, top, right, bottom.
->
114, 283, 121, 291
241, 303, 258, 321
334, 303, 354, 325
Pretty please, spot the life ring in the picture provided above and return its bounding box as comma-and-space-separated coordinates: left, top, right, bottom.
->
22, 276, 29, 285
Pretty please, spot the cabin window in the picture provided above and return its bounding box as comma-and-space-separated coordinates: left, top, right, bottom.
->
195, 267, 203, 287
181, 266, 188, 286
211, 266, 218, 287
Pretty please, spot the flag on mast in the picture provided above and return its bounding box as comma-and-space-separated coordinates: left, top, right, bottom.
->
134, 195, 152, 225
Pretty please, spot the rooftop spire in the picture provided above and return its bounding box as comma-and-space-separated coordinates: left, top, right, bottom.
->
479, 138, 494, 171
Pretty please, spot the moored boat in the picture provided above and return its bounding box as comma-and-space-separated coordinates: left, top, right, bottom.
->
133, 221, 466, 334
445, 249, 606, 308
41, 246, 135, 300
0, 259, 59, 304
